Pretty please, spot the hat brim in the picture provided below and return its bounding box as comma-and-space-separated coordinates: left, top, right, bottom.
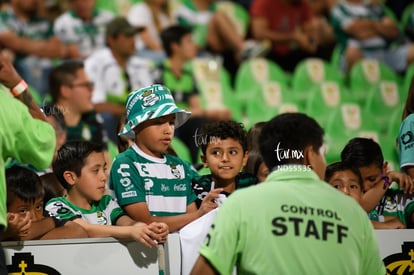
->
118, 104, 191, 138
123, 26, 146, 36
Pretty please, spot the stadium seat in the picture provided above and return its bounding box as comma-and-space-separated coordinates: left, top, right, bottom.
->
291, 58, 345, 108
234, 58, 291, 104
171, 137, 192, 164
324, 103, 380, 163
192, 57, 242, 121
305, 81, 346, 128
387, 109, 403, 142
349, 59, 402, 106
403, 63, 414, 100
244, 81, 299, 129
363, 80, 403, 134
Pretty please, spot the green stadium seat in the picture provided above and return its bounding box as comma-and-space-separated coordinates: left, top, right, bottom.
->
192, 57, 242, 122
403, 63, 414, 100
324, 103, 380, 163
291, 58, 345, 108
234, 58, 291, 108
243, 81, 298, 129
171, 137, 192, 164
387, 109, 403, 143
363, 80, 403, 135
349, 59, 402, 106
305, 81, 346, 129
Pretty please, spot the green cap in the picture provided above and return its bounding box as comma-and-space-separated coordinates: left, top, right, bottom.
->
106, 17, 145, 38
119, 84, 191, 137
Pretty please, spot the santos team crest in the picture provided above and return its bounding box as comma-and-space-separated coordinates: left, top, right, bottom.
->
7, 252, 61, 275
383, 242, 414, 274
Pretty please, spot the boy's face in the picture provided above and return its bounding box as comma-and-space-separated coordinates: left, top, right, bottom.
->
67, 68, 94, 114
73, 151, 107, 202
8, 196, 44, 222
328, 170, 362, 202
358, 163, 385, 192
177, 34, 197, 61
135, 114, 175, 158
202, 138, 248, 183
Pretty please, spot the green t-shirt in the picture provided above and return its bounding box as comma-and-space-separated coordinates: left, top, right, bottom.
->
46, 195, 125, 225
109, 144, 198, 216
0, 92, 55, 228
66, 111, 108, 145
155, 60, 198, 110
199, 167, 385, 275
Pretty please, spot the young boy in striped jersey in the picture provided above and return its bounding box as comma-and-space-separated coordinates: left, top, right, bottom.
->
109, 84, 222, 232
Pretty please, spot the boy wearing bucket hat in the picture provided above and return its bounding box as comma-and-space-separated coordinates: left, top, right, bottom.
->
109, 84, 222, 232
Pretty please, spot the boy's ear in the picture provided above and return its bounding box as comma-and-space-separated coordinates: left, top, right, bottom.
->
60, 84, 72, 100
304, 145, 326, 179
241, 151, 249, 171
63, 171, 77, 186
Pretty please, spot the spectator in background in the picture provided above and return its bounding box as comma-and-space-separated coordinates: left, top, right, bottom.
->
330, 0, 414, 74
0, 0, 80, 98
49, 60, 108, 147
127, 0, 174, 62
0, 53, 56, 273
54, 0, 114, 59
85, 17, 154, 143
174, 0, 269, 78
250, 0, 319, 72
155, 25, 231, 164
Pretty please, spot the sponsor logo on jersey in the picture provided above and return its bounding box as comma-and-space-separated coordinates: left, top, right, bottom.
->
121, 191, 137, 198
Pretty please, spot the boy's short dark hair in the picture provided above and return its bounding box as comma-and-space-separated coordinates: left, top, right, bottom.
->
199, 120, 247, 154
325, 161, 363, 189
160, 25, 192, 57
259, 113, 324, 169
6, 166, 44, 206
53, 141, 106, 189
341, 137, 384, 169
48, 60, 84, 104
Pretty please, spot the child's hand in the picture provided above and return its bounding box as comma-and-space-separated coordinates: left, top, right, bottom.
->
7, 212, 31, 239
130, 224, 160, 248
198, 188, 223, 216
387, 171, 414, 194
148, 222, 169, 243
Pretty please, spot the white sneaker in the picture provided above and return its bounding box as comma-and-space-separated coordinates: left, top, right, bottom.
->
240, 40, 271, 60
